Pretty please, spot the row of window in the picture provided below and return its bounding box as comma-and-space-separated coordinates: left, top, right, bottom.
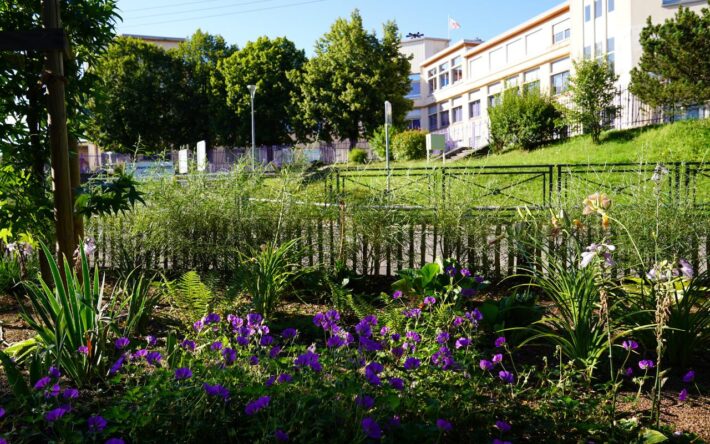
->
585, 0, 614, 22
583, 37, 615, 66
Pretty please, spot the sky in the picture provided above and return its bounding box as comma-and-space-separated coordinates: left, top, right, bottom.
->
115, 0, 564, 55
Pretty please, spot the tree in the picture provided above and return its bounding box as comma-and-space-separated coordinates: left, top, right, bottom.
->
88, 37, 193, 153
567, 59, 619, 144
630, 3, 710, 110
218, 37, 306, 146
173, 30, 238, 147
290, 10, 412, 147
488, 88, 563, 152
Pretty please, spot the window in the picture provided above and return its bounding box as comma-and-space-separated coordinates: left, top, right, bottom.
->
584, 5, 591, 22
524, 68, 539, 83
607, 37, 615, 52
407, 74, 421, 98
489, 48, 505, 71
488, 94, 501, 108
524, 81, 540, 92
408, 119, 421, 129
551, 71, 570, 95
608, 0, 615, 12
505, 76, 519, 88
594, 0, 602, 17
428, 106, 438, 130
526, 29, 545, 56
595, 41, 603, 57
427, 68, 437, 94
606, 37, 616, 68
452, 57, 463, 83
439, 71, 450, 88
584, 45, 592, 59
553, 19, 571, 44
507, 39, 524, 63
469, 100, 481, 118
440, 110, 450, 128
469, 56, 484, 77
452, 106, 463, 123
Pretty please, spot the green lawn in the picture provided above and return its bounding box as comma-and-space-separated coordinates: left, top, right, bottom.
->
345, 119, 710, 170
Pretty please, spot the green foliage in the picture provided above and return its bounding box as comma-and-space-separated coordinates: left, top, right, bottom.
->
488, 88, 564, 152
369, 125, 399, 160
219, 36, 306, 146
169, 271, 214, 321
630, 4, 710, 109
113, 271, 162, 338
88, 36, 195, 153
234, 239, 303, 319
348, 148, 369, 164
391, 129, 427, 160
172, 29, 238, 147
75, 169, 145, 217
567, 59, 620, 144
290, 10, 412, 145
479, 290, 543, 342
19, 243, 113, 386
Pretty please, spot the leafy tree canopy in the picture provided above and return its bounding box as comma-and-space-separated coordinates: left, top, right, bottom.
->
290, 10, 412, 146
567, 59, 619, 144
630, 3, 710, 109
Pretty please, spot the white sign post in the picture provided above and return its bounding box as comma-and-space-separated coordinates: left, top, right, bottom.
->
426, 134, 446, 163
196, 140, 207, 172
384, 101, 392, 193
178, 148, 189, 174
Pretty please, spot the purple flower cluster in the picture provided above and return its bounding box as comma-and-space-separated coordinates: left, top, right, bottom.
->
244, 396, 270, 415
313, 310, 341, 332
365, 361, 384, 386
294, 349, 322, 372
203, 383, 230, 400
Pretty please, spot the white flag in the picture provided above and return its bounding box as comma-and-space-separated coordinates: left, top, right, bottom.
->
449, 17, 461, 30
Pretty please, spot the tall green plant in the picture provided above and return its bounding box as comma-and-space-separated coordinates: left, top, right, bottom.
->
235, 239, 302, 319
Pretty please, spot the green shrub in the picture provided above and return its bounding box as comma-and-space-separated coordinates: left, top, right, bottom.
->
348, 148, 369, 164
368, 125, 399, 160
488, 88, 564, 152
391, 129, 427, 160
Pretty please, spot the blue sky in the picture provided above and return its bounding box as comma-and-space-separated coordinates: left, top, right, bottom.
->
115, 0, 563, 54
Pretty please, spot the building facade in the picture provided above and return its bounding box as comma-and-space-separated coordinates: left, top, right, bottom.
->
403, 0, 708, 150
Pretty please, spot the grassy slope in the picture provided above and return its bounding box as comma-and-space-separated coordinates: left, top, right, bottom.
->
349, 119, 710, 169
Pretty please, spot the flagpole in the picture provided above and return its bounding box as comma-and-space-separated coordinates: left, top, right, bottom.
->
447, 15, 450, 40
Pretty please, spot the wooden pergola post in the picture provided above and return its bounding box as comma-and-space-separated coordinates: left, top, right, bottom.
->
42, 0, 76, 262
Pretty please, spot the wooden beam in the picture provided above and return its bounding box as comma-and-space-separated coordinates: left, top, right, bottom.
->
0, 29, 66, 51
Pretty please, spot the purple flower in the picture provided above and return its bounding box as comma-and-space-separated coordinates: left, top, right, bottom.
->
222, 348, 237, 365
247, 313, 263, 327
391, 346, 405, 359
327, 335, 346, 348
682, 370, 695, 383
423, 296, 436, 306
244, 396, 271, 415
492, 353, 503, 364
679, 388, 688, 402
391, 333, 401, 342
260, 335, 274, 347
361, 417, 382, 439
379, 326, 390, 336
625, 367, 634, 377
146, 335, 157, 346
210, 341, 223, 351
282, 327, 298, 339
392, 290, 403, 299
365, 362, 384, 386
34, 376, 51, 390
277, 373, 293, 384
294, 350, 321, 372
679, 259, 694, 278
46, 384, 60, 398
275, 429, 289, 442
445, 266, 457, 277
495, 420, 511, 432
193, 320, 204, 332
389, 377, 405, 391
236, 336, 249, 346
203, 383, 230, 399
452, 316, 464, 327
622, 340, 639, 351
146, 351, 162, 366
78, 345, 89, 355
436, 418, 453, 432
499, 370, 515, 384
269, 345, 282, 359
455, 337, 471, 349
479, 359, 494, 371
356, 320, 373, 338
88, 415, 107, 433
406, 331, 422, 343
109, 355, 125, 375
402, 308, 422, 318
492, 440, 512, 444
62, 388, 79, 399
49, 366, 61, 379
387, 416, 401, 429
44, 405, 70, 422
105, 439, 125, 444
114, 337, 130, 350
0, 407, 4, 418
204, 313, 221, 324
467, 309, 483, 322
461, 288, 476, 298
431, 347, 455, 370
639, 360, 655, 370
404, 357, 421, 370
265, 375, 277, 387
250, 355, 259, 366
436, 331, 450, 344
175, 367, 193, 380
494, 336, 506, 347
356, 394, 375, 410
460, 268, 471, 277
131, 349, 148, 360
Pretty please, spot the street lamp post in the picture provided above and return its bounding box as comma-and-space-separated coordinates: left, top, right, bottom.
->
247, 84, 258, 170
384, 100, 392, 193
